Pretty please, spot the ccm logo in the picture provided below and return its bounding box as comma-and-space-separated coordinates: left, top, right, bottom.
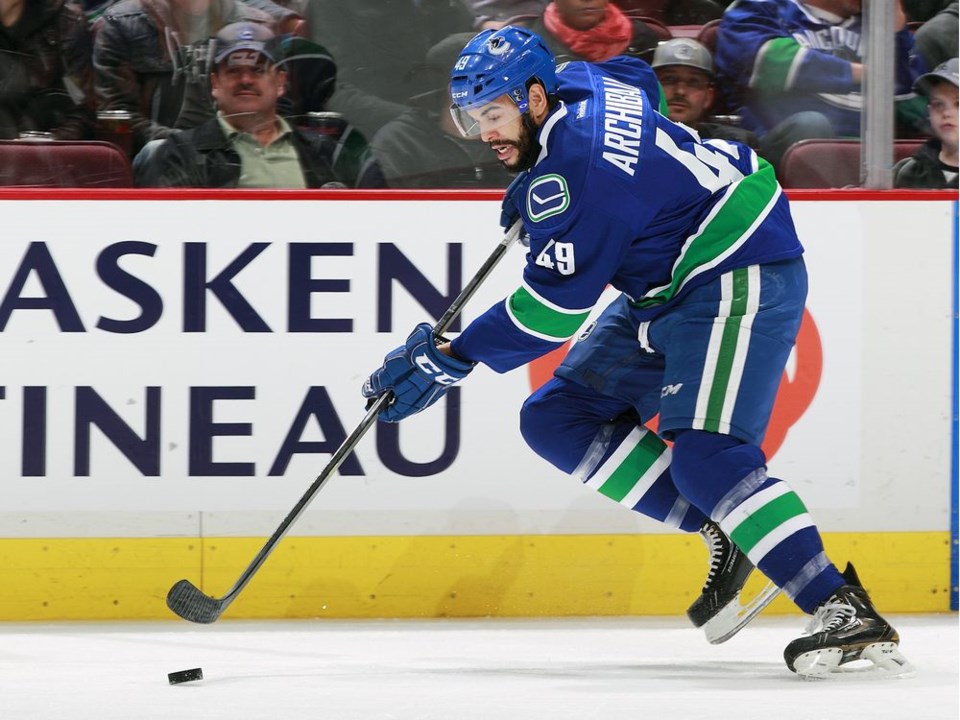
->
414, 352, 459, 385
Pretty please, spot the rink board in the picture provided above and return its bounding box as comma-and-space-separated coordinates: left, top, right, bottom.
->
0, 531, 950, 620
0, 189, 955, 620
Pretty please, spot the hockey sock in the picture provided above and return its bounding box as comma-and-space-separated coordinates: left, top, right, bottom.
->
520, 380, 706, 532
671, 430, 845, 612
572, 423, 705, 531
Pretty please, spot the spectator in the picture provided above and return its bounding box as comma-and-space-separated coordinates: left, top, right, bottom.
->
93, 0, 301, 155
306, 0, 475, 140
531, 0, 659, 64
0, 0, 96, 140
80, 0, 120, 22
714, 0, 925, 171
462, 0, 547, 29
894, 57, 958, 188
903, 0, 952, 23
646, 0, 723, 25
651, 38, 758, 147
465, 0, 723, 28
914, 2, 958, 70
357, 32, 513, 188
135, 21, 351, 188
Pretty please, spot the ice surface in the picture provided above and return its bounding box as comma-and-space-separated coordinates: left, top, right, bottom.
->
1, 615, 955, 720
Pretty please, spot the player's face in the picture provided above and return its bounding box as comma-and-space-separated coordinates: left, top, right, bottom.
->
462, 95, 532, 170
928, 82, 958, 149
656, 66, 715, 126
211, 52, 286, 123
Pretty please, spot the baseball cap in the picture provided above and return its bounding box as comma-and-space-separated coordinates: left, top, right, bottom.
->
913, 57, 959, 97
213, 21, 278, 66
651, 38, 714, 76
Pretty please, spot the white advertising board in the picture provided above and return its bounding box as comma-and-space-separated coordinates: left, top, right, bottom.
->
0, 197, 953, 536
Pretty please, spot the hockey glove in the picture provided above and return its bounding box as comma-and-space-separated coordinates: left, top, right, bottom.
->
362, 323, 475, 423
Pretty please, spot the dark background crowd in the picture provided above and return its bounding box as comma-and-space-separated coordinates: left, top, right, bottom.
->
0, 0, 956, 189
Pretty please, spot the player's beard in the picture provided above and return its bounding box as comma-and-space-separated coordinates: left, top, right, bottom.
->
498, 113, 542, 173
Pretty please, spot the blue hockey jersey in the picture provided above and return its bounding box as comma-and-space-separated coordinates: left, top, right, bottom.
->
714, 0, 924, 137
450, 56, 804, 373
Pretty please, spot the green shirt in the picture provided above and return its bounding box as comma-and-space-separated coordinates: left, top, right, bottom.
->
217, 114, 307, 189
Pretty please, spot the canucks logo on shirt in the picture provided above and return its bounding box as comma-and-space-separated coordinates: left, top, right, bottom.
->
526, 174, 570, 222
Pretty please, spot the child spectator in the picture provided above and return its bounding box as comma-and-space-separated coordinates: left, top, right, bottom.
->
0, 0, 96, 140
894, 57, 958, 188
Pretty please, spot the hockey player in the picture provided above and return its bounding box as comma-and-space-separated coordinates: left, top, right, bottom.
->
362, 26, 911, 677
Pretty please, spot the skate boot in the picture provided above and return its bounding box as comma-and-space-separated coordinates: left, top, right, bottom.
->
687, 520, 781, 644
784, 562, 914, 678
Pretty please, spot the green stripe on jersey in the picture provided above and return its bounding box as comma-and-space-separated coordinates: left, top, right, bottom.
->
753, 38, 803, 94
633, 160, 780, 309
507, 285, 591, 341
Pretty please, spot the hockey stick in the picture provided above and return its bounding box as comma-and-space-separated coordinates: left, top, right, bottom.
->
166, 219, 524, 624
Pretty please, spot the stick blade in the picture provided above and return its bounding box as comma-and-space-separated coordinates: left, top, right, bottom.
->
166, 579, 226, 624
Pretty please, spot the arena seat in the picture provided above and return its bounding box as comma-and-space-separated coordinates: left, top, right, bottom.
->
611, 0, 668, 20
668, 24, 702, 39
630, 15, 673, 40
696, 18, 721, 54
779, 139, 925, 188
0, 140, 134, 188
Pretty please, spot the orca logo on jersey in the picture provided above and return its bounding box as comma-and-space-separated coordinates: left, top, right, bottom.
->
526, 174, 570, 222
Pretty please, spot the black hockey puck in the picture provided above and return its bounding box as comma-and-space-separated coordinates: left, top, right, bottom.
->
168, 668, 203, 684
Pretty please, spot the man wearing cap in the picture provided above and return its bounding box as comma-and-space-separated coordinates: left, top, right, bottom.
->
895, 57, 959, 188
135, 21, 351, 188
93, 0, 300, 155
651, 38, 757, 148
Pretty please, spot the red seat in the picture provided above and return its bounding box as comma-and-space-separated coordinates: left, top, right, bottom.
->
696, 18, 721, 55
779, 139, 925, 188
0, 140, 133, 188
668, 24, 702, 39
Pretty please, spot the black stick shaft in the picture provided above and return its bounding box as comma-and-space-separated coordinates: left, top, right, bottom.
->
167, 220, 523, 622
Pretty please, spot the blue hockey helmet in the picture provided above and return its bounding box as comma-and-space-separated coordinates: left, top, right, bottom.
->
449, 26, 558, 137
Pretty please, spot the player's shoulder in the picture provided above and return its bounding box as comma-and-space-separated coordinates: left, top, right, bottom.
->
520, 108, 589, 233
521, 60, 660, 233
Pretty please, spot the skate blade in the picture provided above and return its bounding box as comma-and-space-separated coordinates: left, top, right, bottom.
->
702, 580, 781, 644
794, 642, 916, 680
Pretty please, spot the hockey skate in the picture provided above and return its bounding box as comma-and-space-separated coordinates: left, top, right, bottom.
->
687, 520, 781, 644
784, 562, 914, 679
